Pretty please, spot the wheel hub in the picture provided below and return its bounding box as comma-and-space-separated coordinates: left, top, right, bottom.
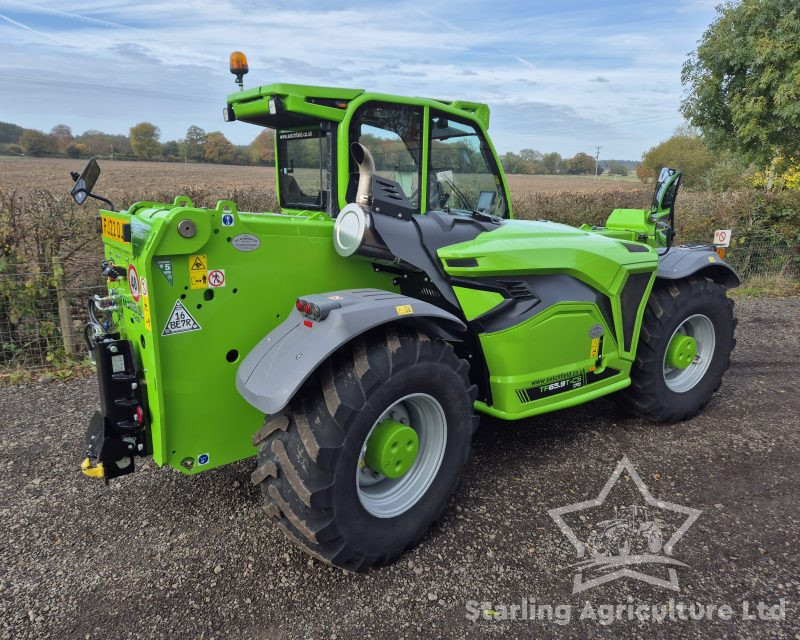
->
662, 313, 716, 393
364, 419, 419, 478
665, 333, 697, 369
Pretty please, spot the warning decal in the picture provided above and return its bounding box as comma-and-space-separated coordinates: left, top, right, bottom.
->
189, 254, 208, 289
162, 300, 201, 336
189, 254, 207, 271
141, 277, 152, 331
128, 264, 140, 301
208, 269, 225, 288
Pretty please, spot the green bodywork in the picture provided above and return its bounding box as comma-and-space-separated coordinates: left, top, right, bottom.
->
94, 82, 665, 476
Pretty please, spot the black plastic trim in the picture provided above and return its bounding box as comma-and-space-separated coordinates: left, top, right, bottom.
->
619, 272, 651, 351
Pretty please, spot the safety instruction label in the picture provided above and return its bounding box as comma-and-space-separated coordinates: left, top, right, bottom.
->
208, 269, 225, 288
162, 300, 201, 336
141, 277, 152, 331
589, 337, 600, 359
395, 304, 414, 316
189, 254, 207, 289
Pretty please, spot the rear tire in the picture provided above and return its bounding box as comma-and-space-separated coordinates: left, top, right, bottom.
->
250, 326, 478, 572
617, 276, 736, 423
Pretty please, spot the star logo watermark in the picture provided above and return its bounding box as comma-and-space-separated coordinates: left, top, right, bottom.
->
548, 456, 702, 593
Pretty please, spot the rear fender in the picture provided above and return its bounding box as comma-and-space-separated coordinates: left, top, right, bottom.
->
657, 246, 740, 288
236, 289, 466, 415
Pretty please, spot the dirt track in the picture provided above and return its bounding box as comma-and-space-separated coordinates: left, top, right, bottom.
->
1, 295, 798, 639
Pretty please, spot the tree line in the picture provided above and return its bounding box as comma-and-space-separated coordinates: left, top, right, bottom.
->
639, 0, 800, 192
499, 149, 634, 176
0, 121, 276, 166
0, 119, 635, 176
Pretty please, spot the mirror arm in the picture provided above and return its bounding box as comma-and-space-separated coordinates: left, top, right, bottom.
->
87, 192, 116, 211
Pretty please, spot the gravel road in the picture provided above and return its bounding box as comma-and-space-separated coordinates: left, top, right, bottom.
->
1, 296, 798, 639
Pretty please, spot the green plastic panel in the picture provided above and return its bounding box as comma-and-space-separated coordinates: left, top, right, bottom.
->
452, 286, 504, 321
102, 200, 393, 475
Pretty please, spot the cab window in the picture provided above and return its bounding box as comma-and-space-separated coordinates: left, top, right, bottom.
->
428, 112, 506, 217
277, 126, 329, 210
348, 103, 423, 212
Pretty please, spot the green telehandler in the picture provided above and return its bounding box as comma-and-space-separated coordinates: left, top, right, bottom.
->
73, 53, 738, 571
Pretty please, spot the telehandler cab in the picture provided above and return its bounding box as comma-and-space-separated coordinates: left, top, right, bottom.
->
74, 53, 738, 571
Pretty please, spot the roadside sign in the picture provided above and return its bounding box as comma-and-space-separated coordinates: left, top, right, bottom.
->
713, 229, 731, 247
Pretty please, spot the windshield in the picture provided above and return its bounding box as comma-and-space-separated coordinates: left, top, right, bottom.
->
428, 113, 506, 218
277, 126, 329, 210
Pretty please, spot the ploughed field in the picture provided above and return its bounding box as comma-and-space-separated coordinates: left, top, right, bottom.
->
0, 157, 645, 197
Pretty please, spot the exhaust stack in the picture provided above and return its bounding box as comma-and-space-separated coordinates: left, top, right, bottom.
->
351, 142, 375, 209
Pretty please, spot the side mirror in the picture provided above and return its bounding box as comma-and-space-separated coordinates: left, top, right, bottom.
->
652, 167, 681, 213
69, 159, 115, 210
650, 167, 681, 251
70, 159, 101, 205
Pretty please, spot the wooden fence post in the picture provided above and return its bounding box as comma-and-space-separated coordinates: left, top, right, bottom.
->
52, 255, 77, 360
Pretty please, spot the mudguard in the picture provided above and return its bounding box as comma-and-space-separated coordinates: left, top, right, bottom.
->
236, 289, 466, 415
657, 245, 740, 288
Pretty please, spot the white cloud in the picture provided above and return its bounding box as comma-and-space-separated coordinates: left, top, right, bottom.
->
0, 0, 718, 158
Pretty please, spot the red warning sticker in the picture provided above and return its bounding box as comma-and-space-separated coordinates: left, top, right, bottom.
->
208, 269, 226, 288
128, 264, 140, 301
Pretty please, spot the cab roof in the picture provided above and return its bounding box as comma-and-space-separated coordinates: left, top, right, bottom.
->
226, 82, 491, 130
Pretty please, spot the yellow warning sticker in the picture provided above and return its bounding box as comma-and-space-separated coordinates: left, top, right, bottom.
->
189, 254, 207, 289
707, 255, 717, 263
395, 304, 414, 316
189, 254, 207, 271
589, 337, 600, 359
190, 271, 208, 289
141, 277, 151, 331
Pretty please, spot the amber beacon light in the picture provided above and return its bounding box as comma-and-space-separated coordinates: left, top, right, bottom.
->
229, 51, 249, 90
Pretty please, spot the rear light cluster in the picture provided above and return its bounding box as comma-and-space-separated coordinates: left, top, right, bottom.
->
296, 298, 322, 320
294, 295, 343, 323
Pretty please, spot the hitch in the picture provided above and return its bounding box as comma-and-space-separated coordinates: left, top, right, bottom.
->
81, 336, 149, 481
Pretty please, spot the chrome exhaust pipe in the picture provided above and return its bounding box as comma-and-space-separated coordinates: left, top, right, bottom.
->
351, 142, 374, 209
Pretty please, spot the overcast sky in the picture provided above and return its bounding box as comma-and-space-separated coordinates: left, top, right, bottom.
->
0, 0, 719, 159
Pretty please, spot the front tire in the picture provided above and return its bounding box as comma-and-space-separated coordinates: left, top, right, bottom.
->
250, 326, 478, 572
618, 276, 737, 423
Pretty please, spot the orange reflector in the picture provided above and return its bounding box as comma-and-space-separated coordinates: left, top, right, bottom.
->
715, 247, 726, 259
229, 51, 249, 76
